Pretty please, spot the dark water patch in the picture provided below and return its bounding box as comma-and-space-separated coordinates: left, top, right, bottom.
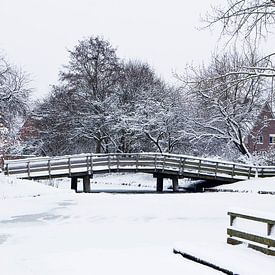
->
58, 201, 77, 207
0, 213, 69, 224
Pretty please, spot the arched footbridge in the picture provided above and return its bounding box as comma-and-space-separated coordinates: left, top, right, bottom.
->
3, 153, 275, 192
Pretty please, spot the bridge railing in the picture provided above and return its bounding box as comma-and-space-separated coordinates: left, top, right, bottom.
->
3, 152, 274, 181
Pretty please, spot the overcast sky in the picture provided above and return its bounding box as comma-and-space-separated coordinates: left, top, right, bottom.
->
1, 0, 222, 98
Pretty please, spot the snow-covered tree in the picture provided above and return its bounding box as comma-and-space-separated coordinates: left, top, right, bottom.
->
0, 56, 31, 155
25, 44, 188, 156
113, 60, 188, 154
206, 0, 275, 41
179, 49, 267, 157
59, 36, 122, 153
204, 0, 275, 91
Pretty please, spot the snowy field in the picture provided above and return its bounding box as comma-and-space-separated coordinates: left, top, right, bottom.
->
0, 173, 275, 274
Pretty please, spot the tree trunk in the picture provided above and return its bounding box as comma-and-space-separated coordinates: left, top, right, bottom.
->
234, 141, 250, 157
95, 139, 101, 153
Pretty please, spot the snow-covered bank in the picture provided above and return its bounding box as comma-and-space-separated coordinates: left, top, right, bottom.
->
214, 176, 275, 193
0, 174, 71, 200
0, 174, 275, 274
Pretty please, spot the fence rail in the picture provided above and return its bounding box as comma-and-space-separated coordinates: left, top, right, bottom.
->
227, 210, 275, 256
3, 152, 275, 182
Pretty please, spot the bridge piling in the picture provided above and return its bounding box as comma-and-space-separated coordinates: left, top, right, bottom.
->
172, 177, 179, 192
71, 177, 78, 192
156, 176, 164, 192
83, 175, 91, 193
154, 173, 179, 192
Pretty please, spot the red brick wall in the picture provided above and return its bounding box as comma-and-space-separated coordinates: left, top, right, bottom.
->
246, 103, 275, 153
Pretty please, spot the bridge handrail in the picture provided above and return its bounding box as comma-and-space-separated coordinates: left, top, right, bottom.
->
4, 152, 265, 168
4, 152, 275, 181
3, 152, 253, 171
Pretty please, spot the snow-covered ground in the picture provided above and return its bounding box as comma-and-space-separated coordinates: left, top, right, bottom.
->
0, 173, 275, 274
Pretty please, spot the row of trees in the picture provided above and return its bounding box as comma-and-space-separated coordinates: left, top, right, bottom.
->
2, 0, 275, 162
22, 35, 270, 160
22, 37, 190, 156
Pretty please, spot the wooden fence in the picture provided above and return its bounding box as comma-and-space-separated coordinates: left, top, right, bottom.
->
227, 210, 275, 256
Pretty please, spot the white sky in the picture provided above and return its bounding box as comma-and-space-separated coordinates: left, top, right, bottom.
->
1, 0, 222, 98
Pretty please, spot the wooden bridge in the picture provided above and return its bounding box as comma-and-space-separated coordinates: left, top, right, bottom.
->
3, 153, 275, 192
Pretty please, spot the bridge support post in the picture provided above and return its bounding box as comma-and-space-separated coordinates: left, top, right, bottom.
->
154, 172, 179, 193
172, 176, 179, 192
71, 177, 78, 192
83, 175, 91, 193
156, 176, 164, 192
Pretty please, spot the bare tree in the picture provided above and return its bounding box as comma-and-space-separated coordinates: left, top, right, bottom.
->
205, 0, 275, 80
206, 0, 275, 40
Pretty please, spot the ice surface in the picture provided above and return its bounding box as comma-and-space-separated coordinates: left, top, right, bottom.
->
0, 173, 275, 275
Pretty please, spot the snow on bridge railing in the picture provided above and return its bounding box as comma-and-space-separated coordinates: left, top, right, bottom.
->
3, 152, 275, 181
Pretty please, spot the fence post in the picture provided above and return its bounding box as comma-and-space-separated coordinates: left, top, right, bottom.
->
48, 160, 51, 178
178, 157, 182, 174
215, 162, 218, 179
231, 164, 235, 179
86, 156, 90, 173
267, 223, 273, 236
248, 167, 252, 179
162, 156, 166, 172
90, 155, 93, 174
229, 214, 236, 226
198, 159, 201, 176
182, 158, 186, 174
255, 167, 258, 178
6, 163, 9, 176
117, 155, 120, 172
108, 155, 111, 173
27, 161, 31, 178
136, 154, 139, 172
68, 158, 71, 176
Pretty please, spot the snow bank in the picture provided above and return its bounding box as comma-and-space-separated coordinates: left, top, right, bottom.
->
213, 176, 275, 193
0, 174, 68, 200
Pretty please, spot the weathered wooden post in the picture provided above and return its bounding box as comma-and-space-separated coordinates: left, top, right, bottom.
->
71, 177, 78, 192
83, 175, 91, 193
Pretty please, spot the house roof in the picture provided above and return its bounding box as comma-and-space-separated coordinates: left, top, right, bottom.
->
247, 101, 275, 136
